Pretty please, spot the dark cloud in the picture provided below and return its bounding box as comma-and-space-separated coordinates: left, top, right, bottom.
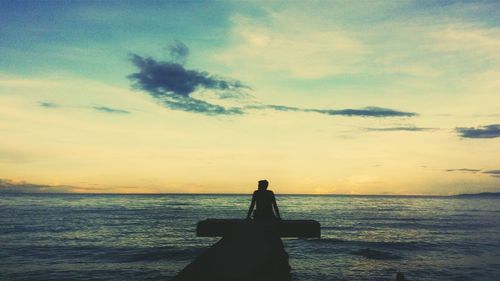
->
158, 95, 244, 115
0, 179, 74, 193
456, 124, 500, 138
483, 170, 500, 178
128, 53, 246, 115
39, 101, 59, 108
310, 107, 416, 117
248, 105, 416, 118
167, 40, 189, 63
446, 168, 482, 173
128, 42, 418, 118
483, 170, 500, 174
92, 106, 130, 114
366, 126, 436, 132
128, 54, 246, 97
445, 169, 500, 179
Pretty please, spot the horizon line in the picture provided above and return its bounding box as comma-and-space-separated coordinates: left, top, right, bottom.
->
3, 191, 498, 197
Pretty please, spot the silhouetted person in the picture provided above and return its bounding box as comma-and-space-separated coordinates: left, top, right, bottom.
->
246, 180, 281, 220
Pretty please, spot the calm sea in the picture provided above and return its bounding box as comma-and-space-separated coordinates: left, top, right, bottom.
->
1, 194, 499, 281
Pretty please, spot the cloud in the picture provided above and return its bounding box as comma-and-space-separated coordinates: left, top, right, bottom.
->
445, 168, 500, 179
483, 170, 500, 178
446, 168, 481, 173
92, 106, 130, 114
39, 101, 59, 108
167, 40, 189, 63
0, 179, 75, 193
128, 54, 247, 97
128, 53, 247, 115
456, 124, 500, 138
249, 105, 416, 118
366, 126, 436, 132
431, 25, 500, 62
483, 170, 500, 175
38, 101, 130, 115
216, 14, 365, 78
157, 96, 244, 115
311, 107, 416, 117
128, 42, 418, 118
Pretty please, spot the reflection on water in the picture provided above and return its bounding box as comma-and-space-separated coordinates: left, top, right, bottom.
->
1, 194, 499, 280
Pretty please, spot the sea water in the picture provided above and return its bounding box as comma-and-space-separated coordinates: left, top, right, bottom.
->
1, 194, 499, 281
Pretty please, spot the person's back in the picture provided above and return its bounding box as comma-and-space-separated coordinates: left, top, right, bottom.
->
247, 180, 281, 220
254, 189, 274, 219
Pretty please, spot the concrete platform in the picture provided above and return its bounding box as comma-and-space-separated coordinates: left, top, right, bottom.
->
196, 219, 321, 238
172, 219, 320, 281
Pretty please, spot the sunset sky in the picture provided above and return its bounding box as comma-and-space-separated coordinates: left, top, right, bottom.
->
1, 1, 499, 195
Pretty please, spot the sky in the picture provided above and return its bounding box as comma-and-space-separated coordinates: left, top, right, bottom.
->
1, 0, 499, 195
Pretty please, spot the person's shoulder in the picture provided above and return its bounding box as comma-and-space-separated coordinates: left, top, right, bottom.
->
267, 190, 274, 194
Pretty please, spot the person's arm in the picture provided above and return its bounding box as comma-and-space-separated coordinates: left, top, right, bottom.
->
246, 192, 256, 219
271, 192, 281, 219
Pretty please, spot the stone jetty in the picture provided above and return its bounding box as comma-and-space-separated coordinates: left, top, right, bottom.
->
172, 219, 320, 281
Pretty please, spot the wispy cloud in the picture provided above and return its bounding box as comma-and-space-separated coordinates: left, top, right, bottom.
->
483, 170, 500, 178
483, 170, 500, 175
314, 107, 416, 117
431, 25, 500, 62
456, 124, 500, 138
37, 101, 131, 115
92, 106, 130, 114
217, 14, 364, 78
445, 168, 500, 179
0, 179, 75, 193
39, 101, 59, 108
446, 168, 482, 173
166, 40, 189, 64
366, 126, 436, 132
249, 104, 416, 118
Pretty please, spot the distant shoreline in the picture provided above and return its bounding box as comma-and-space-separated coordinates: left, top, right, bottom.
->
453, 192, 500, 198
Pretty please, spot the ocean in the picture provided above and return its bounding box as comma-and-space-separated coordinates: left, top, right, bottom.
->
1, 194, 499, 281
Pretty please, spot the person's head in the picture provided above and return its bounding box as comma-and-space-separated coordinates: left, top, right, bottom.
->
258, 180, 269, 191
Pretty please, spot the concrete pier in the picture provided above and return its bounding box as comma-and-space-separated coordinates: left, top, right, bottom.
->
172, 219, 320, 281
196, 219, 321, 238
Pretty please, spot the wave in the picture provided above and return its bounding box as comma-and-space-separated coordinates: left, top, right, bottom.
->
119, 246, 205, 262
351, 248, 401, 260
4, 245, 207, 263
289, 238, 405, 260
303, 238, 346, 244
358, 241, 437, 251
321, 226, 374, 231
303, 238, 437, 251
